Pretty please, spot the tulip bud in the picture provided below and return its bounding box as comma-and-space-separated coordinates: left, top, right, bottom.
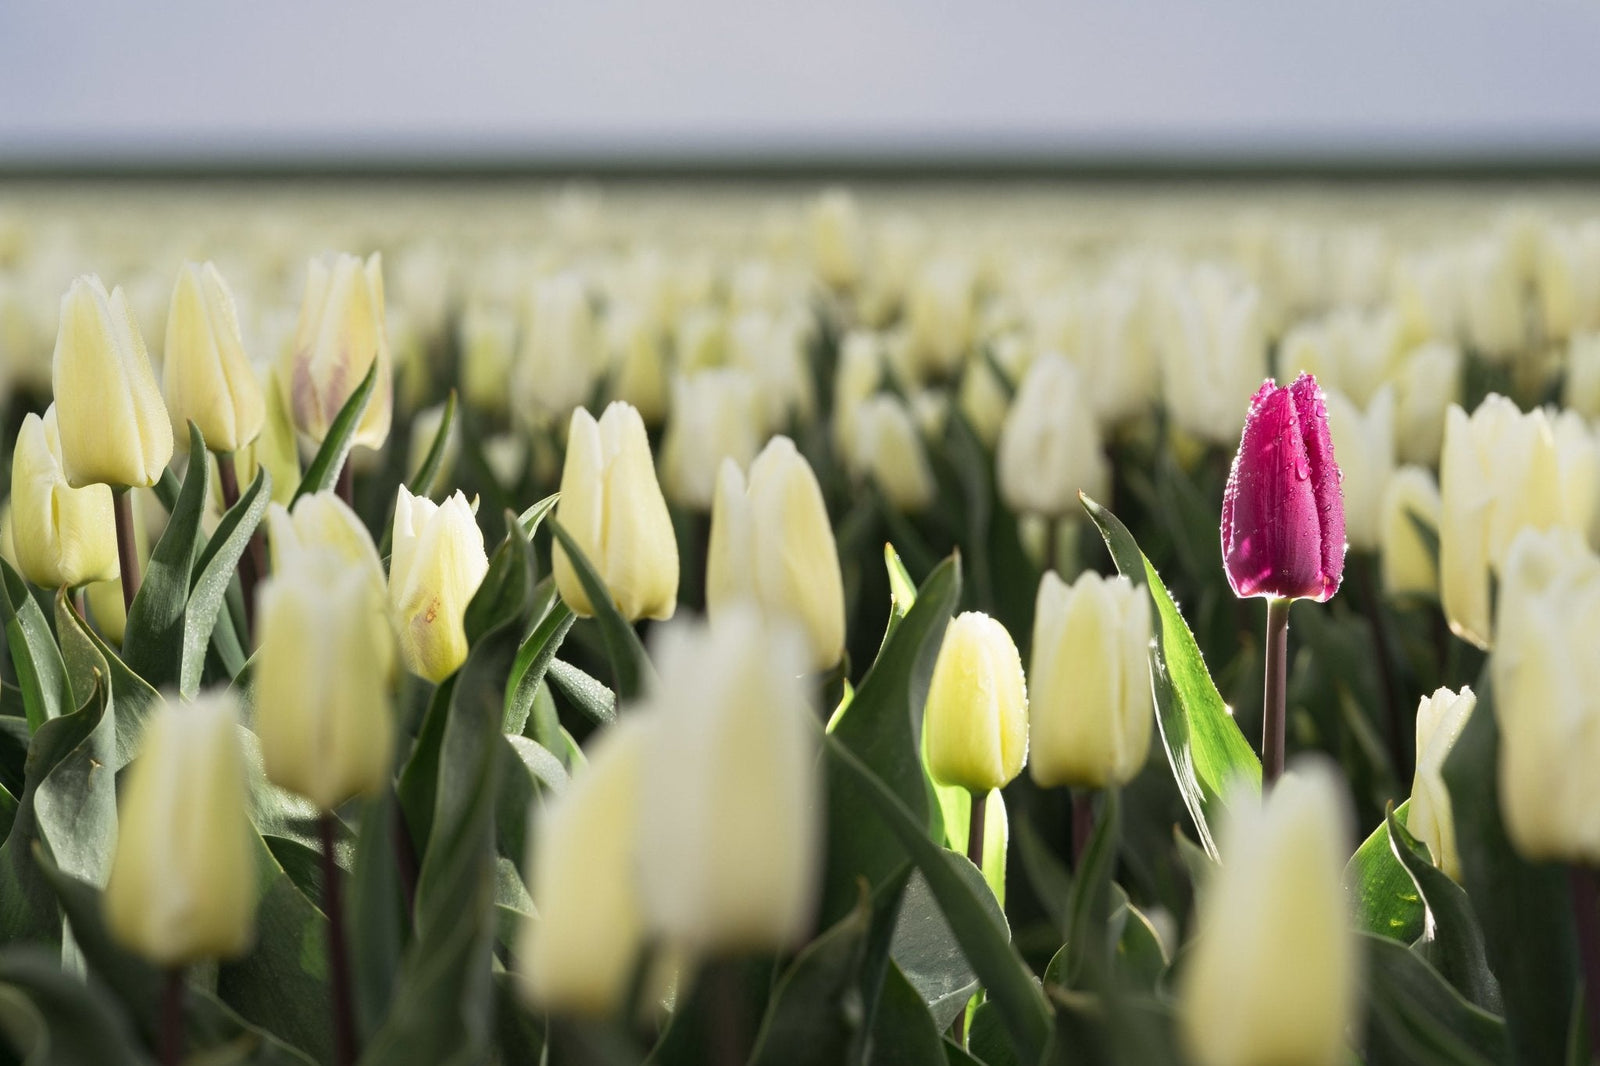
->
1221, 374, 1346, 603
606, 304, 669, 425
389, 488, 489, 683
832, 330, 885, 458
515, 273, 602, 420
811, 188, 865, 290
1567, 333, 1600, 419
235, 364, 301, 506
847, 395, 936, 514
162, 262, 266, 454
10, 407, 119, 589
1393, 341, 1462, 466
1028, 571, 1152, 789
904, 254, 976, 381
255, 548, 397, 811
958, 349, 1013, 448
1379, 465, 1442, 601
996, 354, 1109, 520
1439, 396, 1564, 648
1492, 528, 1600, 862
1178, 763, 1357, 1066
1322, 386, 1395, 552
51, 275, 173, 489
265, 490, 385, 593
1157, 266, 1269, 445
660, 369, 764, 510
518, 714, 653, 1015
637, 608, 821, 952
280, 253, 392, 450
1554, 409, 1600, 546
1407, 686, 1477, 881
922, 612, 1029, 793
458, 303, 518, 415
553, 403, 678, 622
707, 437, 845, 671
105, 691, 258, 965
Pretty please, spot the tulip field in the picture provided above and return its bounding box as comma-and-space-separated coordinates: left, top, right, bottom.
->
0, 179, 1596, 1065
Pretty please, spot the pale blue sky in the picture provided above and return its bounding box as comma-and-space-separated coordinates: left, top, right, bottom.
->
3, 0, 1599, 164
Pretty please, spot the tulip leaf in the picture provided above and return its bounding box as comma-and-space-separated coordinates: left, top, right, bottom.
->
1057, 790, 1121, 992
504, 595, 575, 735
748, 884, 874, 1066
180, 466, 269, 698
39, 855, 319, 1065
889, 868, 982, 1031
821, 553, 958, 926
463, 517, 536, 649
411, 389, 457, 499
868, 960, 954, 1066
397, 676, 456, 862
1346, 798, 1426, 943
1080, 492, 1261, 860
826, 737, 1054, 1066
546, 516, 656, 701
1361, 932, 1508, 1066
1442, 677, 1576, 1066
1385, 807, 1501, 1013
348, 789, 411, 1041
0, 947, 149, 1066
293, 360, 379, 504
0, 558, 70, 735
545, 658, 617, 728
122, 423, 209, 691
516, 492, 559, 539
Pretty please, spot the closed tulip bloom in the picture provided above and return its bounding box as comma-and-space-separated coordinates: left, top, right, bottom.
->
1157, 266, 1269, 445
104, 691, 258, 966
390, 488, 489, 683
637, 609, 821, 952
706, 437, 845, 671
51, 275, 173, 488
1222, 374, 1346, 602
606, 304, 669, 425
923, 612, 1029, 793
811, 188, 865, 290
831, 330, 884, 458
847, 395, 936, 514
1323, 386, 1394, 552
514, 272, 602, 420
1028, 572, 1152, 789
255, 548, 397, 811
1407, 686, 1477, 881
163, 262, 265, 453
280, 253, 392, 450
1439, 396, 1564, 648
553, 402, 678, 622
1393, 342, 1462, 466
1492, 528, 1600, 862
11, 407, 118, 589
904, 254, 976, 380
660, 369, 764, 510
1178, 763, 1357, 1066
996, 354, 1109, 520
519, 714, 653, 1015
458, 303, 518, 415
1554, 410, 1600, 546
265, 491, 385, 593
1379, 465, 1442, 601
236, 364, 301, 506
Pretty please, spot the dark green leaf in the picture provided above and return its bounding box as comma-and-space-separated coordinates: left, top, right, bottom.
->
826, 738, 1053, 1065
517, 492, 560, 539
1386, 807, 1501, 1013
1443, 677, 1575, 1066
411, 390, 457, 498
890, 870, 980, 1032
349, 789, 410, 1042
545, 659, 617, 727
462, 517, 536, 648
1346, 798, 1426, 943
293, 360, 379, 503
1080, 493, 1261, 859
869, 961, 951, 1066
1363, 932, 1508, 1066
748, 885, 873, 1066
122, 424, 209, 691
546, 517, 655, 701
0, 559, 70, 734
181, 467, 269, 698
0, 948, 148, 1066
397, 677, 455, 856
504, 599, 575, 737
1058, 791, 1120, 991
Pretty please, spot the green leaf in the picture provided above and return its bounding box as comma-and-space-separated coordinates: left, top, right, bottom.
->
890, 868, 982, 1032
748, 885, 873, 1066
0, 559, 71, 734
1442, 676, 1575, 1066
348, 789, 411, 1042
181, 466, 269, 698
1112, 891, 1171, 993
1080, 492, 1261, 860
52, 593, 160, 770
1362, 932, 1508, 1066
1056, 790, 1121, 991
826, 738, 1053, 1065
927, 785, 1010, 912
504, 598, 575, 737
122, 423, 209, 691
462, 517, 537, 648
0, 948, 148, 1066
397, 677, 455, 857
292, 360, 379, 503
869, 961, 952, 1066
545, 659, 618, 728
40, 858, 318, 1065
1346, 798, 1426, 943
546, 517, 655, 701
822, 555, 960, 924
516, 492, 559, 539
411, 390, 457, 499
1385, 807, 1501, 1013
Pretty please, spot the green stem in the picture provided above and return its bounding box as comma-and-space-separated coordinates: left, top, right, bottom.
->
1262, 597, 1291, 786
113, 488, 140, 614
319, 813, 358, 1066
1072, 789, 1095, 868
1570, 867, 1600, 1062
160, 967, 183, 1066
952, 790, 989, 1047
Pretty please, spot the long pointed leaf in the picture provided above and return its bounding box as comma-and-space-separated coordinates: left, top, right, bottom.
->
122, 423, 209, 690
181, 467, 269, 697
547, 516, 654, 701
293, 360, 379, 503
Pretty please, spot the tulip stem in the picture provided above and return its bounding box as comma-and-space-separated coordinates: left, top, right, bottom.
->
336, 462, 354, 509
1570, 866, 1600, 1061
216, 453, 262, 637
1072, 790, 1095, 868
951, 789, 989, 1048
319, 813, 358, 1066
113, 488, 140, 613
160, 967, 183, 1066
1262, 597, 1291, 785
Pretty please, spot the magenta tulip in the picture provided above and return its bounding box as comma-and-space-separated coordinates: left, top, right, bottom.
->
1221, 373, 1346, 604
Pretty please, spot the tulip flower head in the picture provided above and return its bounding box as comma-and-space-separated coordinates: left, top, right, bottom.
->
280, 252, 392, 450
389, 488, 490, 684
163, 261, 266, 454
1407, 686, 1476, 881
1221, 373, 1346, 602
922, 612, 1029, 794
10, 406, 119, 589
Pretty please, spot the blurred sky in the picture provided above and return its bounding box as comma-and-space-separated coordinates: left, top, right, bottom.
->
4, 0, 1600, 167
